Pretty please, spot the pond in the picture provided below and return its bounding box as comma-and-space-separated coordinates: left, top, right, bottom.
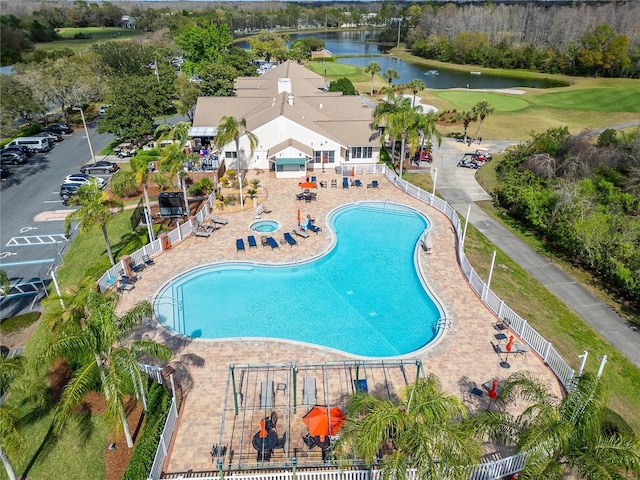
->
238, 30, 563, 89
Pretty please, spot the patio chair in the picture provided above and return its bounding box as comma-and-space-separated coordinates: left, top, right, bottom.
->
307, 222, 322, 234
248, 235, 257, 248
209, 214, 229, 225
275, 432, 287, 450
302, 433, 316, 449
236, 238, 245, 252
354, 179, 363, 187
371, 180, 379, 188
311, 176, 317, 183
195, 231, 211, 238
131, 261, 145, 273
331, 179, 337, 188
267, 237, 279, 249
261, 235, 270, 247
142, 254, 155, 266
283, 232, 297, 247
355, 378, 368, 393
342, 177, 349, 188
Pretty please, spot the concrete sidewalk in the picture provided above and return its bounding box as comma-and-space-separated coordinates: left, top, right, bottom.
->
432, 137, 640, 368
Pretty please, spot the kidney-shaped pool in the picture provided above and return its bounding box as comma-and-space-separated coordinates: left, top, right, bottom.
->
154, 202, 444, 357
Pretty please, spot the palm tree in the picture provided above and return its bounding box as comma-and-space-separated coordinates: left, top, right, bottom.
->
461, 110, 477, 145
336, 375, 482, 480
41, 290, 172, 448
372, 92, 412, 170
155, 121, 193, 215
130, 154, 156, 241
0, 354, 25, 480
364, 61, 381, 96
406, 78, 426, 108
471, 371, 640, 480
383, 68, 399, 90
213, 116, 259, 209
471, 101, 494, 140
65, 184, 123, 266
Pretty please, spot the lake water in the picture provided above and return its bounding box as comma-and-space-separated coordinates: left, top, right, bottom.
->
238, 30, 562, 89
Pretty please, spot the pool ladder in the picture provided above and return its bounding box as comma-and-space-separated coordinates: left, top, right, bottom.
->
293, 254, 299, 268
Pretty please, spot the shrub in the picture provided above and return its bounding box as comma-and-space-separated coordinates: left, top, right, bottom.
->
110, 170, 138, 198
188, 177, 215, 196
123, 381, 172, 480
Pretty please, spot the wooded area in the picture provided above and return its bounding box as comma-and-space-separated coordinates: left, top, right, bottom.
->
495, 127, 640, 312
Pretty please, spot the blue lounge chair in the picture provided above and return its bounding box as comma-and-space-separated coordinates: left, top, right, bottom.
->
283, 232, 297, 247
342, 177, 349, 188
142, 254, 155, 265
355, 379, 368, 393
236, 238, 245, 252
354, 179, 363, 187
371, 180, 379, 188
248, 235, 257, 248
308, 223, 322, 234
267, 237, 279, 249
311, 176, 317, 183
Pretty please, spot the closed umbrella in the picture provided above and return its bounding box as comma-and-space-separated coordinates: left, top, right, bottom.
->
500, 335, 514, 369
487, 380, 498, 410
297, 208, 301, 226
303, 405, 345, 436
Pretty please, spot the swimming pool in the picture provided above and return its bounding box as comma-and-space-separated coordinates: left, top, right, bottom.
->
154, 202, 444, 357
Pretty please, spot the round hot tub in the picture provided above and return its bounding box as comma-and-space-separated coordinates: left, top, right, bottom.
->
250, 219, 280, 233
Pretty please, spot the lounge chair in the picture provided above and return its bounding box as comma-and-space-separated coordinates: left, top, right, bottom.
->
274, 432, 287, 450
331, 179, 337, 188
342, 177, 349, 188
355, 378, 368, 393
302, 377, 317, 405
248, 235, 257, 248
293, 227, 310, 238
131, 262, 145, 273
195, 231, 210, 238
209, 214, 228, 225
354, 179, 363, 187
283, 232, 297, 247
267, 237, 279, 249
236, 238, 245, 252
260, 380, 275, 408
371, 180, 379, 188
302, 433, 316, 449
307, 223, 322, 233
496, 343, 530, 355
142, 254, 155, 266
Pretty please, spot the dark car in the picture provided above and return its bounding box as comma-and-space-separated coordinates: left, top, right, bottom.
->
1, 152, 27, 165
80, 161, 120, 174
0, 166, 10, 179
42, 123, 73, 135
1, 146, 32, 157
60, 182, 83, 205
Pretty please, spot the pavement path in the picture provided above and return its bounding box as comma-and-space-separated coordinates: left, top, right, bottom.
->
431, 137, 640, 368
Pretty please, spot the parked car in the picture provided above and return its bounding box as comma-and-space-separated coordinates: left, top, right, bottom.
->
42, 123, 73, 135
0, 166, 10, 179
98, 105, 110, 115
5, 137, 52, 153
80, 161, 119, 174
64, 173, 106, 188
1, 146, 32, 157
1, 152, 27, 165
457, 154, 480, 169
34, 131, 63, 142
60, 182, 83, 205
114, 142, 137, 158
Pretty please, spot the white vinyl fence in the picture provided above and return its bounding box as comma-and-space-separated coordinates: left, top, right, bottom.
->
115, 165, 577, 479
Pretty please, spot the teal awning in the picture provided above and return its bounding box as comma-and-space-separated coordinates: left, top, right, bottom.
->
275, 158, 306, 166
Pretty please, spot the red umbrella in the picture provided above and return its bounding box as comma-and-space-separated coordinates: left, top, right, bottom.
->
488, 380, 498, 400
303, 406, 345, 436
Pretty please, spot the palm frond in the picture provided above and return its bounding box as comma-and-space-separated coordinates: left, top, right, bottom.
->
52, 360, 100, 435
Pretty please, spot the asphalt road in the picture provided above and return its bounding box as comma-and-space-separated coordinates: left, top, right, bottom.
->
0, 120, 116, 319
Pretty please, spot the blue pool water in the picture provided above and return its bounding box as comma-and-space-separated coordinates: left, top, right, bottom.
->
250, 219, 279, 233
155, 202, 443, 357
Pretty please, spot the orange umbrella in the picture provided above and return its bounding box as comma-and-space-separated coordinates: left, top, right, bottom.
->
303, 406, 345, 436
351, 166, 355, 177
488, 380, 498, 400
259, 419, 268, 438
297, 208, 301, 226
506, 336, 514, 353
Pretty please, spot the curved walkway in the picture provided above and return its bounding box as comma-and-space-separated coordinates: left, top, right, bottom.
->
431, 137, 640, 368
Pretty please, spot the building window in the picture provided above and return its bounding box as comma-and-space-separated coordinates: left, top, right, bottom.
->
350, 146, 372, 159
225, 151, 237, 159
313, 150, 335, 164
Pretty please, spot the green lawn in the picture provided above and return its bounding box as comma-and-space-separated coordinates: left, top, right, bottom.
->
306, 61, 370, 83
32, 27, 144, 54
436, 92, 531, 112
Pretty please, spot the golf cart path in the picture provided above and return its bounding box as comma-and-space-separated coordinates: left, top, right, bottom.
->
432, 137, 640, 368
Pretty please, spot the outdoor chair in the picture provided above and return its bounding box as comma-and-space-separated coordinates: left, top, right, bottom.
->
260, 380, 275, 408
302, 433, 316, 449
307, 223, 322, 234
267, 237, 279, 249
261, 236, 270, 247
331, 179, 337, 188
248, 235, 257, 248
209, 214, 229, 225
275, 432, 287, 450
293, 227, 310, 239
342, 177, 349, 188
283, 232, 297, 247
131, 262, 145, 273
236, 238, 245, 252
302, 377, 317, 405
371, 180, 379, 188
354, 179, 363, 187
355, 378, 368, 393
142, 254, 155, 266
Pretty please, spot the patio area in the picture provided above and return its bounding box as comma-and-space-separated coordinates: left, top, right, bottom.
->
117, 169, 563, 476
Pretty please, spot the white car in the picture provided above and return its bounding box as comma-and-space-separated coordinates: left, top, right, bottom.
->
64, 173, 106, 188
98, 105, 110, 115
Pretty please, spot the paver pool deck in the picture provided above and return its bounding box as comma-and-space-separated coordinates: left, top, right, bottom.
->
117, 170, 563, 474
